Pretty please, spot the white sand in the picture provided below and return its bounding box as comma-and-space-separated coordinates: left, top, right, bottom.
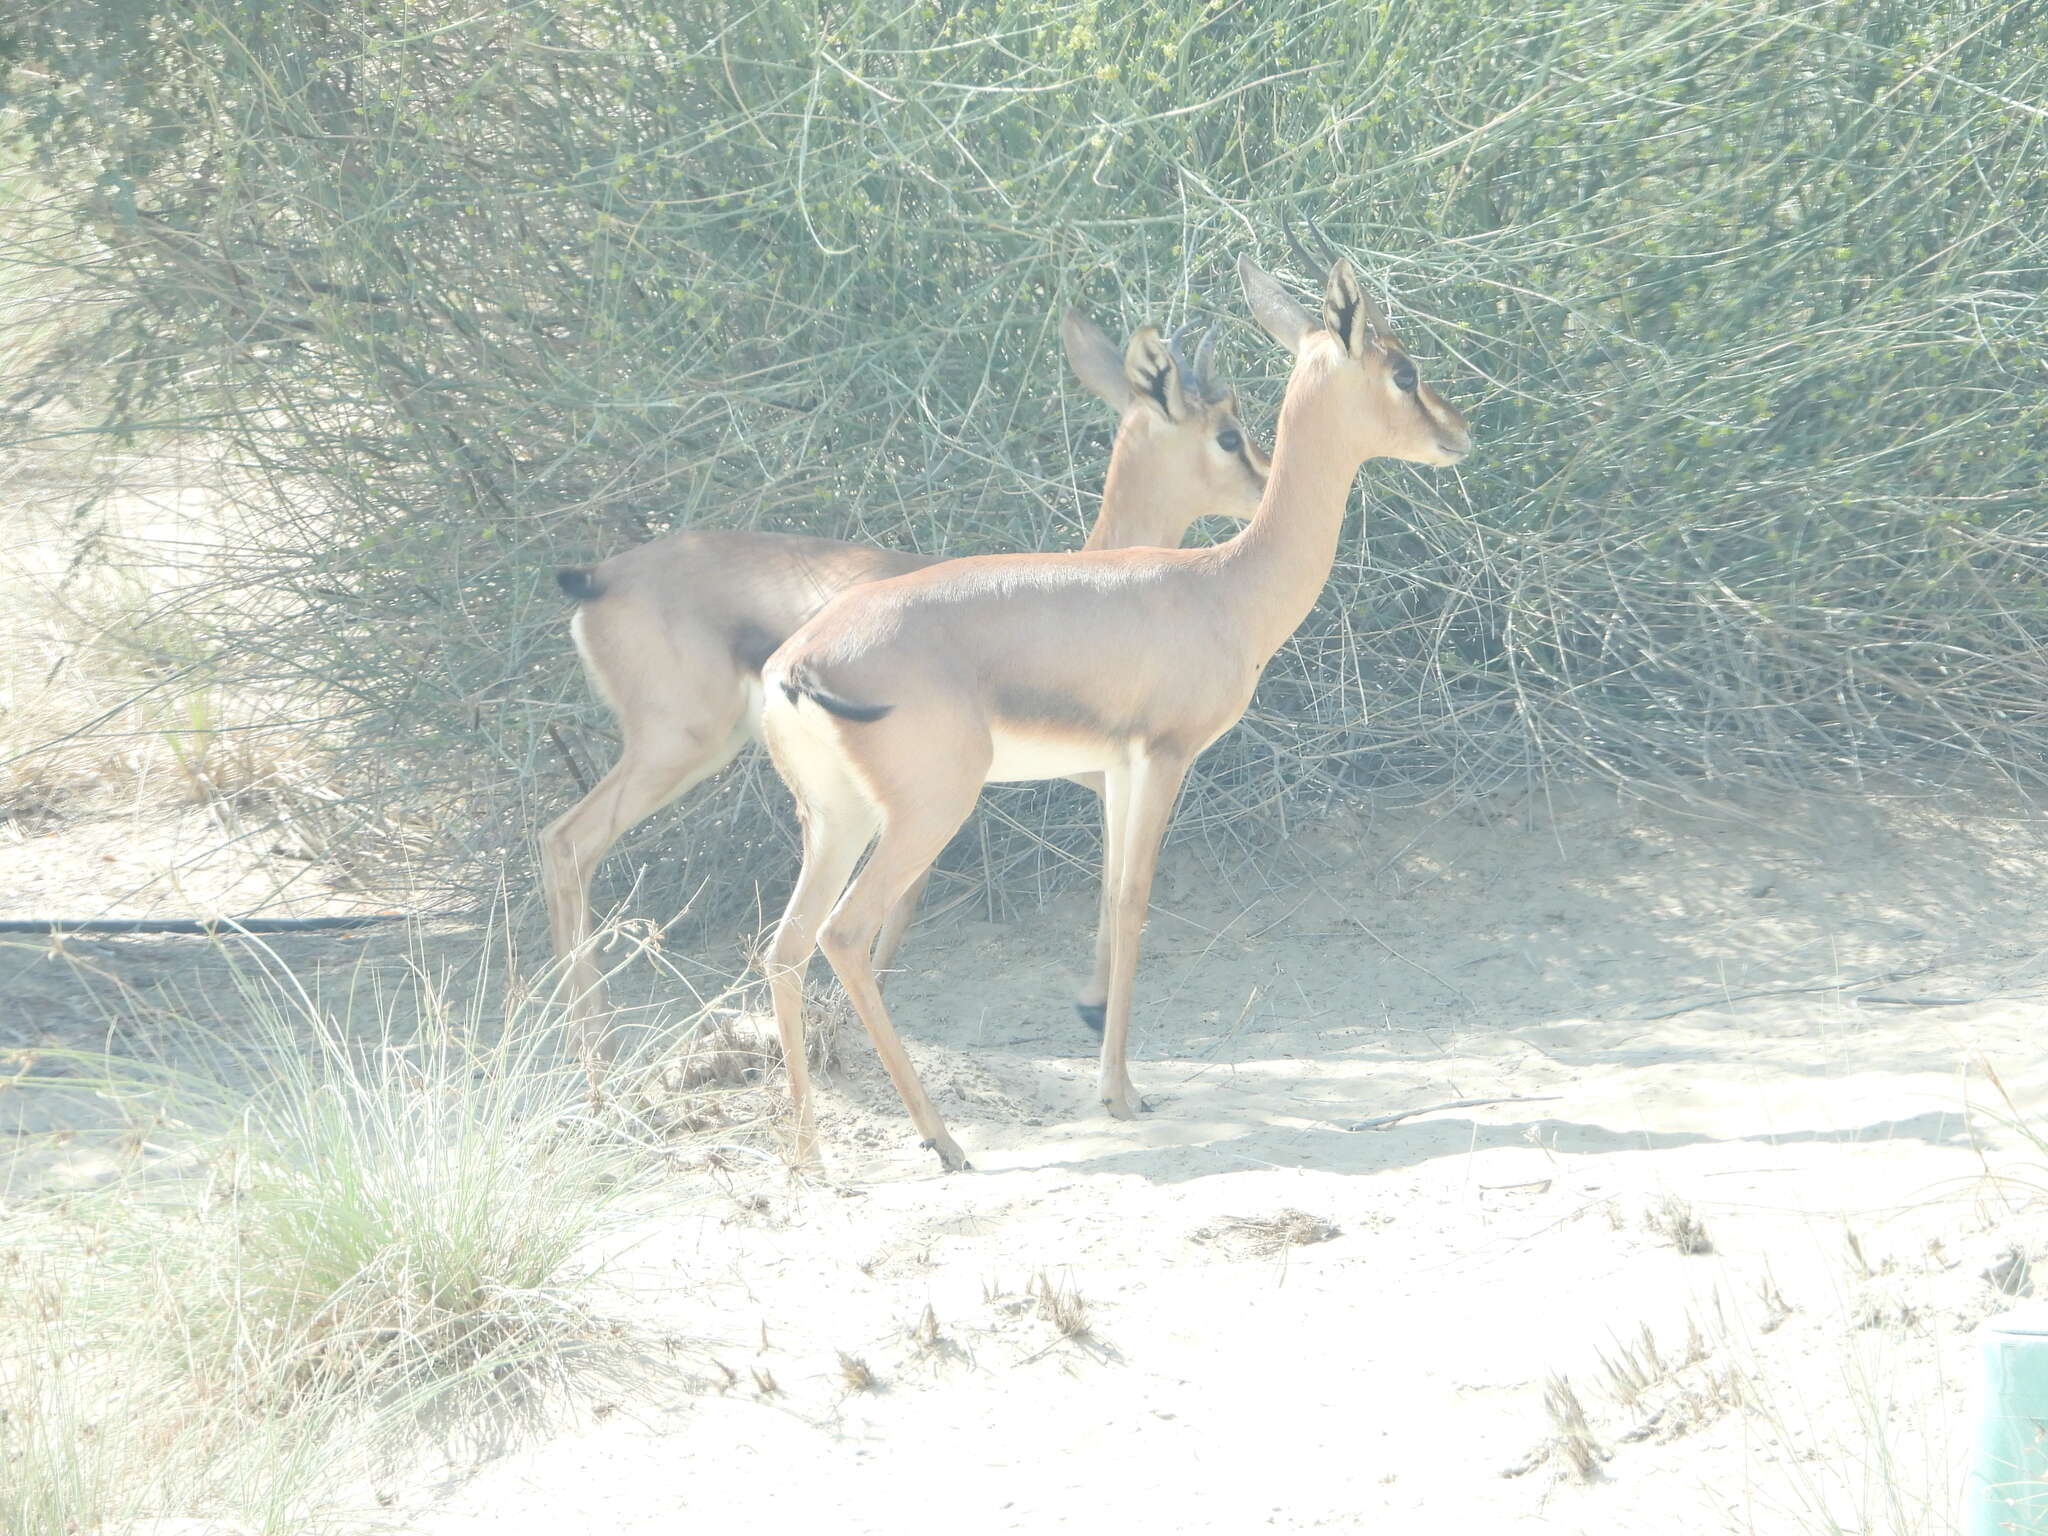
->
385, 781, 2048, 1533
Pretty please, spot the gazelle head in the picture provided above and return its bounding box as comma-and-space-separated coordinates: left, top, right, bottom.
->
1062, 308, 1269, 527
1237, 255, 1471, 467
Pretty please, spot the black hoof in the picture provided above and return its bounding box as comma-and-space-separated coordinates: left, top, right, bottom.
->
1074, 1001, 1106, 1035
919, 1137, 973, 1173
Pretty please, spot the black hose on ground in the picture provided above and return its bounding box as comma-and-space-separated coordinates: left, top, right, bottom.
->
0, 915, 408, 935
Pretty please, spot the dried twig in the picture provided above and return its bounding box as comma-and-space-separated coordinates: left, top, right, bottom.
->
1631, 967, 1933, 1021
1346, 1094, 1561, 1132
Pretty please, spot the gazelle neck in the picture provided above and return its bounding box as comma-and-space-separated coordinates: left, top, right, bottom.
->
1221, 351, 1370, 660
1082, 416, 1200, 552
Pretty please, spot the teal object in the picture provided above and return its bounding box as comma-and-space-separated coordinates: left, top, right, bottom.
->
1970, 1305, 2048, 1535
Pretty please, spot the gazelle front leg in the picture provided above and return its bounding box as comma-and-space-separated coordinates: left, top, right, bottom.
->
1096, 745, 1195, 1119
1066, 770, 1116, 1035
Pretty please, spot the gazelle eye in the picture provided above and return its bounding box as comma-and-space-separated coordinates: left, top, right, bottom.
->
1391, 359, 1418, 392
1216, 428, 1243, 453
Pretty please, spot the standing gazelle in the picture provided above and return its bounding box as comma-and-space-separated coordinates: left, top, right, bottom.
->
759, 254, 1472, 1171
543, 313, 1268, 1064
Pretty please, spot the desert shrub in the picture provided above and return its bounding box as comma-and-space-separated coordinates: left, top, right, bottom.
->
1, 0, 2042, 919
0, 931, 675, 1529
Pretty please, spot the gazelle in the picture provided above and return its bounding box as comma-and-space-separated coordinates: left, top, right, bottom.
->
543, 313, 1268, 1064
759, 254, 1472, 1171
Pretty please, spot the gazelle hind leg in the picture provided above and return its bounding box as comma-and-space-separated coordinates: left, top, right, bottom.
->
868, 867, 932, 982
1096, 746, 1195, 1119
761, 779, 878, 1171
541, 716, 748, 1072
816, 767, 987, 1172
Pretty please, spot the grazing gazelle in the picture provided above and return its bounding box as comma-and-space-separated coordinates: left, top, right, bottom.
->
543, 313, 1268, 1064
759, 254, 1473, 1171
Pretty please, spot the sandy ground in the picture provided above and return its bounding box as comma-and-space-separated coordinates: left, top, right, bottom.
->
8, 778, 2048, 1532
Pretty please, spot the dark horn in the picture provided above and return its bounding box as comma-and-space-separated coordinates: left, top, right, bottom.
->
1165, 323, 1198, 399
1281, 209, 1320, 278
1192, 324, 1220, 401
1302, 211, 1342, 265
1301, 213, 1387, 334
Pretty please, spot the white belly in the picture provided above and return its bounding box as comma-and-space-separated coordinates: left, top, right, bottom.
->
984, 723, 1119, 784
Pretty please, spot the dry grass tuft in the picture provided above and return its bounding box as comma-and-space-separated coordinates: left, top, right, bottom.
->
836, 1352, 880, 1393
1983, 1243, 2032, 1297
1194, 1208, 1342, 1256
1646, 1197, 1713, 1255
1543, 1374, 1605, 1482
906, 1302, 968, 1369
658, 1014, 761, 1092
1682, 1311, 1710, 1368
1757, 1266, 1794, 1332
739, 987, 850, 1079
1032, 1272, 1092, 1342
1597, 1323, 1667, 1407
1512, 1305, 1746, 1481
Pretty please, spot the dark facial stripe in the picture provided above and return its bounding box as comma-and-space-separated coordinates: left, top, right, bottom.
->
1409, 384, 1440, 435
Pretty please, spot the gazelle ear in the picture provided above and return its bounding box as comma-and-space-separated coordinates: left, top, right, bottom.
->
1123, 326, 1189, 420
1238, 255, 1314, 355
1062, 308, 1134, 412
1321, 258, 1389, 358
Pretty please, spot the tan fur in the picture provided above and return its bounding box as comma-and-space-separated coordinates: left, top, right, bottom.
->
541, 314, 1268, 1070
759, 257, 1474, 1171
